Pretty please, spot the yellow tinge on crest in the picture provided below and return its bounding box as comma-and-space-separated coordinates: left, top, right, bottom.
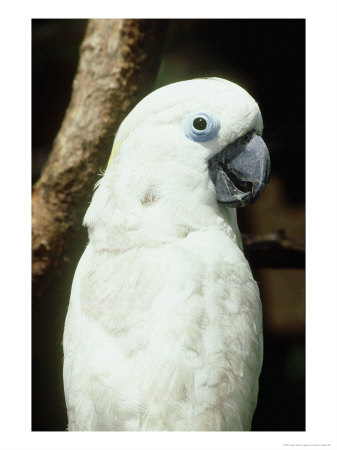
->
107, 140, 123, 168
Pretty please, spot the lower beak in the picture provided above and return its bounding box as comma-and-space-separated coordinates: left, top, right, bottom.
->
208, 130, 271, 208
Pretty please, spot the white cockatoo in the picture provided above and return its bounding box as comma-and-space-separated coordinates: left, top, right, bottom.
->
63, 78, 270, 431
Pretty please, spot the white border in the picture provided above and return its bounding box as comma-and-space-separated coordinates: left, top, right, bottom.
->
1, 1, 337, 449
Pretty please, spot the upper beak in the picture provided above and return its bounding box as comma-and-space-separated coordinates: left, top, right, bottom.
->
208, 130, 271, 207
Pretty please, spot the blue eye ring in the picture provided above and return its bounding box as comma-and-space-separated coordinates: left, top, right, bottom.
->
183, 110, 220, 142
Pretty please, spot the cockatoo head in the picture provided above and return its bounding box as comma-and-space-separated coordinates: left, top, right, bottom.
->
85, 78, 270, 248
107, 77, 270, 208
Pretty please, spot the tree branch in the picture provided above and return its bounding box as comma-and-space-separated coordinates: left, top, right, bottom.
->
242, 229, 305, 269
32, 19, 169, 297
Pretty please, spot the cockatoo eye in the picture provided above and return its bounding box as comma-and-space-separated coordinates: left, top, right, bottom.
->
193, 117, 207, 130
183, 111, 220, 142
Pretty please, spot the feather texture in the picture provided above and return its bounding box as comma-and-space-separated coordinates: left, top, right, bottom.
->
63, 78, 265, 431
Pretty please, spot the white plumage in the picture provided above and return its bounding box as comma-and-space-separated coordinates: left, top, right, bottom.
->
63, 78, 269, 431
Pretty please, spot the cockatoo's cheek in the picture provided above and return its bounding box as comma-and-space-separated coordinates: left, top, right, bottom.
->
208, 131, 271, 208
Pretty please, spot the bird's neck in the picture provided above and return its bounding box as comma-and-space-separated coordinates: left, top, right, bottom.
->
84, 170, 241, 253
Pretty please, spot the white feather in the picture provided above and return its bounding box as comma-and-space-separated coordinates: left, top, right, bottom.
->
63, 78, 264, 431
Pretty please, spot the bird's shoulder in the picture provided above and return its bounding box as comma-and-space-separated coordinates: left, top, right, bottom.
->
67, 225, 256, 338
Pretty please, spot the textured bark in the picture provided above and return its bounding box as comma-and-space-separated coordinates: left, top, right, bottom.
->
32, 19, 168, 297
243, 229, 305, 269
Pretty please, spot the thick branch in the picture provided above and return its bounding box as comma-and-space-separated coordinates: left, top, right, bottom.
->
242, 229, 305, 269
32, 19, 168, 297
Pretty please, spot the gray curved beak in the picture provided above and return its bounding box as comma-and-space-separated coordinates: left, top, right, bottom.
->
208, 130, 271, 208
